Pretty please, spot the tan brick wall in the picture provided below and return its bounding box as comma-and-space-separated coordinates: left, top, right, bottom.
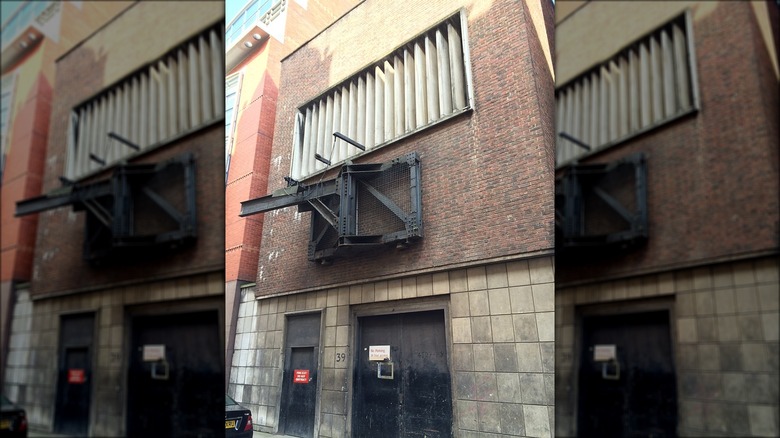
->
230, 255, 555, 437
555, 256, 779, 437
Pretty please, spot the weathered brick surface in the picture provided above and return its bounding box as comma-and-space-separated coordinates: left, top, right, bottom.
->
28, 4, 225, 297
256, 0, 556, 296
557, 2, 780, 284
225, 0, 362, 282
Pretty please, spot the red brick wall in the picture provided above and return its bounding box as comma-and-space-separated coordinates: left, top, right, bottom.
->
557, 2, 780, 283
28, 22, 224, 298
224, 0, 361, 283
255, 0, 555, 295
0, 74, 51, 281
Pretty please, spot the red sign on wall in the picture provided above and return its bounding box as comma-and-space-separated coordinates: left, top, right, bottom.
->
293, 369, 309, 384
68, 369, 86, 384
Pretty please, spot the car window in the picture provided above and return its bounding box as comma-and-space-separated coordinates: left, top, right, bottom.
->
226, 394, 238, 406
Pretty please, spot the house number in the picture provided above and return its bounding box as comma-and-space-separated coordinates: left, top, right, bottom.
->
336, 352, 346, 362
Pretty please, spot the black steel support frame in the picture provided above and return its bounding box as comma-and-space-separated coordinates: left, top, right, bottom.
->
16, 152, 197, 261
556, 152, 647, 249
239, 152, 422, 263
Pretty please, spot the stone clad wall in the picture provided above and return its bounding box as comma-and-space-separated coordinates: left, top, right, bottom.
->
555, 256, 779, 437
229, 255, 555, 437
2, 272, 223, 435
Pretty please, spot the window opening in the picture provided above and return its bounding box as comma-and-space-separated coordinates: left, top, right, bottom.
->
556, 12, 698, 166
65, 21, 224, 181
290, 11, 471, 180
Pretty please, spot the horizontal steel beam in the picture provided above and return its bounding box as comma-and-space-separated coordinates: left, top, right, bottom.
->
15, 181, 113, 216
239, 179, 338, 217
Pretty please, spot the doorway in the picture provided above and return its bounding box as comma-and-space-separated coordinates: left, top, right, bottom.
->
54, 313, 95, 435
352, 309, 452, 438
126, 309, 222, 437
577, 309, 677, 437
279, 312, 321, 438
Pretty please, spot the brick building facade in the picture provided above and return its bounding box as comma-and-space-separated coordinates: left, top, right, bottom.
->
224, 0, 360, 386
3, 2, 226, 436
229, 0, 556, 436
554, 2, 779, 436
0, 0, 132, 392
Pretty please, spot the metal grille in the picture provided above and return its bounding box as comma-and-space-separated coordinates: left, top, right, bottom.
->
132, 164, 187, 237
356, 164, 410, 236
583, 162, 637, 236
313, 195, 340, 250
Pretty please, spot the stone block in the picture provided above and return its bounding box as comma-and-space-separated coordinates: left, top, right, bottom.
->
473, 344, 495, 371
749, 404, 779, 437
457, 399, 479, 430
488, 288, 511, 315
472, 316, 493, 343
493, 343, 518, 372
477, 401, 501, 432
486, 264, 509, 289
453, 343, 474, 371
509, 286, 535, 314
469, 290, 490, 316
523, 404, 551, 437
519, 373, 546, 404
467, 266, 488, 291
491, 315, 515, 343
516, 343, 542, 372
451, 292, 470, 317
499, 403, 525, 436
532, 283, 555, 312
496, 372, 521, 403
514, 314, 539, 342
452, 317, 472, 343
536, 312, 554, 342
506, 260, 531, 286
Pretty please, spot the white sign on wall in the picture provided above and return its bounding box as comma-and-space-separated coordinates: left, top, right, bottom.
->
142, 344, 166, 362
368, 345, 390, 361
593, 344, 616, 362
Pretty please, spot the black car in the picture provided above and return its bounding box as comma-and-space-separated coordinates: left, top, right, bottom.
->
0, 394, 27, 437
225, 394, 253, 438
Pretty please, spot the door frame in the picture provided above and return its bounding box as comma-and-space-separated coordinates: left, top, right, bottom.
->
277, 310, 324, 438
54, 311, 98, 436
572, 297, 678, 436
122, 296, 224, 434
346, 295, 453, 437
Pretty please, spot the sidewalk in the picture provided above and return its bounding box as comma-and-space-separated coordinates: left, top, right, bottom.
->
27, 427, 291, 437
254, 430, 298, 438
27, 428, 72, 438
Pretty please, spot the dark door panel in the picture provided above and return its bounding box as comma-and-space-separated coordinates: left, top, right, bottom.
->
353, 310, 452, 437
578, 310, 677, 437
54, 313, 94, 436
279, 313, 321, 438
281, 347, 318, 437
126, 310, 222, 437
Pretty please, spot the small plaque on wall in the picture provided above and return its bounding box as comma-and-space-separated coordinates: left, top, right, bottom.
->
294, 369, 310, 383
369, 345, 390, 361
